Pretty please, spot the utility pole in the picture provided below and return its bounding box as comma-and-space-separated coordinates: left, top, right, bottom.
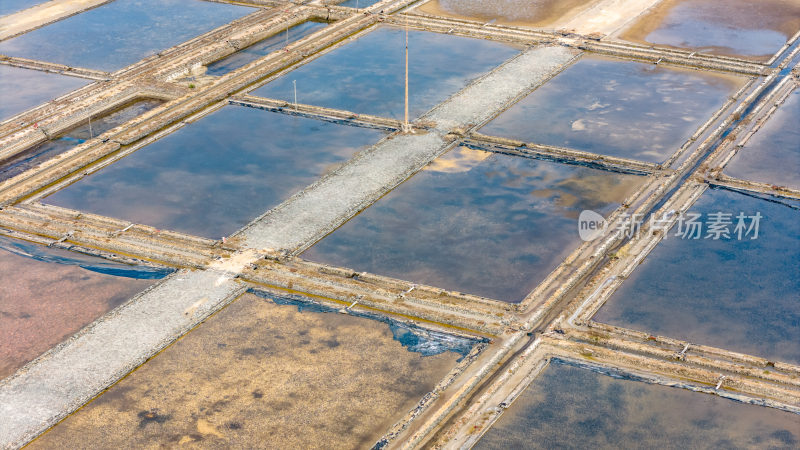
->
88, 115, 93, 139
293, 80, 298, 110
286, 23, 289, 47
403, 18, 410, 133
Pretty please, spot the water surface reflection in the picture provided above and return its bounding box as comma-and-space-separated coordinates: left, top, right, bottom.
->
477, 359, 800, 449
254, 26, 520, 120
0, 0, 253, 72
595, 187, 800, 364
304, 147, 643, 302
726, 89, 800, 189
45, 106, 385, 238
480, 56, 744, 163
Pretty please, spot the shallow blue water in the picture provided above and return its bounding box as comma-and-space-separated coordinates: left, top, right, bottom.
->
303, 146, 643, 303
253, 26, 520, 120
725, 89, 800, 190
44, 106, 385, 238
595, 187, 800, 364
0, 235, 172, 279
480, 56, 743, 163
0, 0, 42, 16
206, 21, 327, 76
0, 99, 162, 181
476, 359, 800, 449
0, 0, 253, 72
0, 65, 88, 122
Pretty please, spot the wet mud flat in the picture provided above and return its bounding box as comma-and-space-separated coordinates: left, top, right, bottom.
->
253, 26, 521, 120
725, 88, 800, 189
44, 106, 385, 239
0, 99, 163, 181
0, 65, 88, 122
476, 359, 800, 448
303, 146, 643, 302
0, 0, 253, 72
594, 187, 800, 364
30, 290, 470, 448
416, 0, 599, 29
479, 55, 746, 163
0, 236, 163, 380
617, 0, 800, 61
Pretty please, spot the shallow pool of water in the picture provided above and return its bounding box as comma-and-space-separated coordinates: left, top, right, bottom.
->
0, 0, 253, 72
480, 56, 745, 163
619, 0, 800, 61
0, 236, 164, 379
31, 290, 464, 448
303, 146, 643, 302
476, 359, 800, 448
594, 187, 800, 364
253, 26, 520, 120
44, 106, 385, 239
0, 65, 88, 122
725, 89, 800, 189
205, 21, 327, 76
0, 99, 162, 181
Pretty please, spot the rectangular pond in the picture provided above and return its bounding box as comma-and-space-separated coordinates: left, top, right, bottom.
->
30, 290, 475, 448
479, 55, 746, 163
416, 0, 598, 28
252, 26, 521, 120
0, 65, 88, 122
302, 146, 644, 303
0, 98, 163, 181
476, 359, 800, 449
205, 20, 328, 76
0, 236, 167, 380
0, 0, 254, 72
44, 106, 386, 239
725, 88, 800, 190
594, 187, 800, 364
618, 0, 800, 61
